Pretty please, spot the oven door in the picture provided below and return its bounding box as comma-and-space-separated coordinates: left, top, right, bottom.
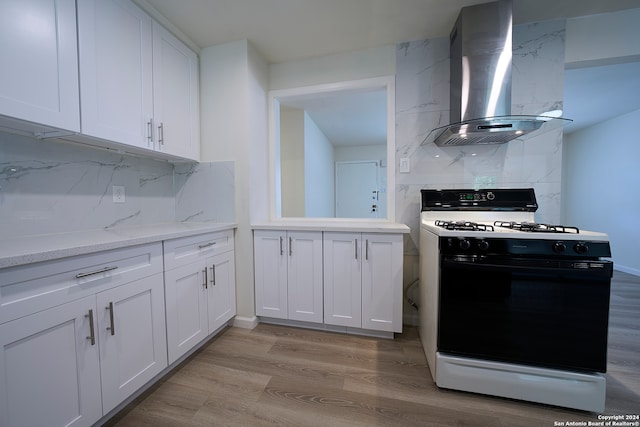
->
438, 255, 613, 373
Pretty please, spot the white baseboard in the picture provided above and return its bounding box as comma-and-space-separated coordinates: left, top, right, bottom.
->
233, 316, 258, 329
615, 265, 640, 277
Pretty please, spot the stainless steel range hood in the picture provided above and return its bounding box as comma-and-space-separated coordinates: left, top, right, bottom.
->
422, 0, 570, 146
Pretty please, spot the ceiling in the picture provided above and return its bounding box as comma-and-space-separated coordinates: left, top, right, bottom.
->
137, 0, 640, 142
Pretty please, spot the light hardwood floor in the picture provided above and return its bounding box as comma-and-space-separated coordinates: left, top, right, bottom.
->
105, 271, 640, 426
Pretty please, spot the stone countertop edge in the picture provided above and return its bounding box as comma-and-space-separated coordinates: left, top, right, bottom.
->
251, 221, 410, 233
0, 222, 237, 269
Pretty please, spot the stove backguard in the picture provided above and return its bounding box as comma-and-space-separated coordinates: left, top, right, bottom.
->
421, 188, 538, 212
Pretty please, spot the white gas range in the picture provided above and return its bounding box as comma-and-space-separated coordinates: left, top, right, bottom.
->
419, 188, 613, 412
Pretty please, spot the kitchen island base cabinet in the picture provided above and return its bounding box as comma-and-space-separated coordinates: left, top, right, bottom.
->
254, 230, 323, 323
324, 232, 403, 333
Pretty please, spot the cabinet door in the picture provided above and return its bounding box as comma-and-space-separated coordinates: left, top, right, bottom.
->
78, 0, 153, 148
287, 231, 323, 323
254, 230, 288, 319
0, 0, 79, 131
164, 261, 208, 365
152, 21, 200, 160
323, 232, 362, 328
97, 273, 167, 414
362, 234, 403, 333
0, 296, 101, 427
206, 251, 236, 332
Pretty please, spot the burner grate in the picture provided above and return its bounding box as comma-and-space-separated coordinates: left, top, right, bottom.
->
435, 220, 495, 232
494, 221, 580, 234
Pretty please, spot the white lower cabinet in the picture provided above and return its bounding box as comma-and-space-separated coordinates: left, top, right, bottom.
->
324, 232, 403, 333
97, 274, 168, 414
254, 230, 323, 323
0, 243, 167, 427
254, 229, 403, 334
323, 232, 362, 328
0, 296, 102, 427
164, 231, 236, 365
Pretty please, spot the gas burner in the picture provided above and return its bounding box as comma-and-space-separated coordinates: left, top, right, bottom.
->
435, 220, 495, 232
494, 221, 580, 234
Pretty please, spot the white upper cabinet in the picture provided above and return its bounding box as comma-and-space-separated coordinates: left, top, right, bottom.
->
0, 0, 80, 133
77, 0, 200, 161
152, 21, 200, 160
77, 0, 154, 150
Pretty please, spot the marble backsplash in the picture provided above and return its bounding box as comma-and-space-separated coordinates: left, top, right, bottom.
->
395, 20, 567, 254
0, 132, 234, 238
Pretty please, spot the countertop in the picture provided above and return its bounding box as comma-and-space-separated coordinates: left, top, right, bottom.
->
251, 219, 410, 233
0, 222, 237, 269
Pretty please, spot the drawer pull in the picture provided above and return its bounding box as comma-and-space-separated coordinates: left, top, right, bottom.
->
198, 242, 216, 249
86, 309, 96, 346
75, 266, 118, 279
106, 302, 115, 336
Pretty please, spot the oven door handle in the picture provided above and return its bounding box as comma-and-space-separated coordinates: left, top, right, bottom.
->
442, 258, 614, 278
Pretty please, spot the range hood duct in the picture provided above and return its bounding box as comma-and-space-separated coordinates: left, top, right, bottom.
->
423, 0, 570, 146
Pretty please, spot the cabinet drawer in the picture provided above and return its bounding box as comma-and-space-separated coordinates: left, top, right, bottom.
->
163, 230, 234, 271
0, 243, 162, 324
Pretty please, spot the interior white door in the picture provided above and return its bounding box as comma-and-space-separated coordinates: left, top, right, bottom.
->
335, 161, 379, 218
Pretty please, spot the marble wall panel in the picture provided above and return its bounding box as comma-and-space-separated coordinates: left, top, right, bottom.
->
0, 132, 236, 238
395, 20, 567, 275
174, 161, 235, 223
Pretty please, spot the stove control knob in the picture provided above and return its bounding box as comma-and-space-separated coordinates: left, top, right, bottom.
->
552, 241, 567, 253
574, 242, 589, 254
477, 240, 490, 251
459, 239, 471, 250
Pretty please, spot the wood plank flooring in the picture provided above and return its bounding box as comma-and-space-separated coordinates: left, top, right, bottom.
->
104, 271, 640, 426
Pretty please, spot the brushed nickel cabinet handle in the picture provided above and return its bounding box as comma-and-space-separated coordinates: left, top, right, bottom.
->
355, 238, 358, 260
203, 267, 208, 289
158, 122, 164, 146
86, 309, 96, 346
366, 239, 369, 260
75, 266, 118, 279
147, 118, 154, 144
210, 265, 216, 286
106, 302, 115, 336
279, 236, 284, 255
199, 242, 216, 249
289, 237, 293, 256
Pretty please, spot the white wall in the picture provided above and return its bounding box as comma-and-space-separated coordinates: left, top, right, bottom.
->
269, 45, 396, 90
280, 108, 305, 216
200, 40, 268, 323
563, 109, 640, 274
565, 8, 640, 67
563, 9, 640, 275
304, 112, 335, 217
